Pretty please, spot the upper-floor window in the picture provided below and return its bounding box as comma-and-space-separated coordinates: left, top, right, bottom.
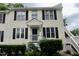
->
13, 28, 28, 39
14, 11, 28, 20
0, 13, 5, 23
16, 11, 26, 20
31, 10, 37, 19
42, 10, 57, 20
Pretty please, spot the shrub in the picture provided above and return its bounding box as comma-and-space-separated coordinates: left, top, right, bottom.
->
64, 50, 71, 54
0, 45, 26, 56
72, 53, 79, 56
28, 42, 39, 52
39, 39, 63, 56
25, 51, 41, 56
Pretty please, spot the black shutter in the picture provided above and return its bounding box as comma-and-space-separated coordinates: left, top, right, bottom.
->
43, 28, 46, 37
26, 11, 28, 20
25, 28, 28, 39
42, 10, 45, 20
14, 11, 16, 21
3, 14, 5, 23
55, 27, 59, 38
13, 28, 16, 39
1, 31, 4, 42
54, 10, 57, 20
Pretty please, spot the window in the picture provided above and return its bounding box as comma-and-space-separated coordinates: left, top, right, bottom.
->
0, 13, 5, 23
42, 10, 57, 20
43, 27, 59, 38
16, 11, 26, 20
32, 10, 37, 19
0, 31, 4, 42
13, 28, 28, 39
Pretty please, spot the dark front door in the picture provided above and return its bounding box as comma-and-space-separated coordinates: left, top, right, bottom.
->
32, 28, 38, 40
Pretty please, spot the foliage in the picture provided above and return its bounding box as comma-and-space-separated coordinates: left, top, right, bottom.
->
28, 42, 39, 52
0, 3, 9, 10
25, 51, 41, 56
64, 50, 71, 54
63, 18, 68, 26
13, 3, 24, 8
0, 45, 26, 56
39, 39, 63, 56
0, 3, 24, 10
72, 53, 79, 56
71, 28, 79, 36
7, 3, 24, 8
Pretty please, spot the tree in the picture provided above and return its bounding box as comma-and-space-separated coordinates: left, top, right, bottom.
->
71, 28, 79, 36
13, 3, 24, 8
7, 3, 14, 8
63, 18, 68, 26
0, 3, 9, 10
7, 3, 24, 8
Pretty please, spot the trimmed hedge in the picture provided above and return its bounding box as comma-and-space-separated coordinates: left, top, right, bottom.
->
0, 45, 26, 56
39, 39, 63, 56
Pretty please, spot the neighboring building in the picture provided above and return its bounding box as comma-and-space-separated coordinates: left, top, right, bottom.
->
0, 4, 65, 45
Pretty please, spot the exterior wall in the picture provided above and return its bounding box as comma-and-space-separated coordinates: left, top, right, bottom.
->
0, 8, 65, 45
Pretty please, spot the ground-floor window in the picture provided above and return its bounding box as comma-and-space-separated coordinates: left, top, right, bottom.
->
13, 28, 28, 39
0, 31, 4, 42
43, 27, 59, 38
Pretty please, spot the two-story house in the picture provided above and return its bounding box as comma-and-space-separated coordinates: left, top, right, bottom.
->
0, 4, 65, 47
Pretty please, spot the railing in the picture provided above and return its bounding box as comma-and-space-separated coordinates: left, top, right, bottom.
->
30, 35, 39, 42
64, 27, 79, 53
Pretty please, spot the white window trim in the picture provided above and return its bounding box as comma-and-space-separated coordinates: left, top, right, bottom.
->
44, 10, 55, 20
31, 10, 38, 19
44, 27, 57, 38
15, 28, 25, 39
16, 11, 26, 20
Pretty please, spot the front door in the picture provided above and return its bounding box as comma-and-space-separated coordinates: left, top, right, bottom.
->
32, 28, 38, 40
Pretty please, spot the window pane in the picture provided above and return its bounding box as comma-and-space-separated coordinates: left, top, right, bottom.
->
17, 28, 20, 38
45, 11, 49, 20
32, 10, 37, 19
51, 28, 55, 37
16, 11, 26, 20
46, 28, 50, 38
50, 11, 54, 20
47, 28, 50, 33
21, 28, 24, 38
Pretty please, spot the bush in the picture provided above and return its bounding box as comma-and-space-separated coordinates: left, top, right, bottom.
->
64, 50, 71, 54
39, 39, 63, 56
28, 42, 39, 52
0, 45, 26, 56
72, 53, 79, 56
25, 51, 41, 56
